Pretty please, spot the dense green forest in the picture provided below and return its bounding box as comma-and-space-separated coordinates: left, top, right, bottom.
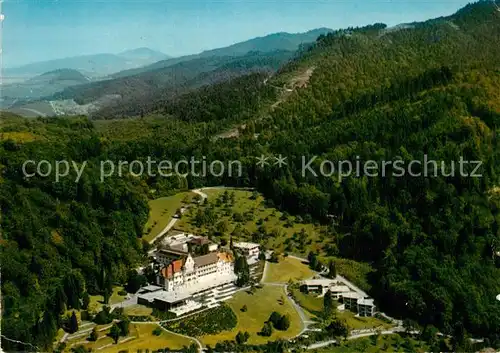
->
2, 1, 500, 351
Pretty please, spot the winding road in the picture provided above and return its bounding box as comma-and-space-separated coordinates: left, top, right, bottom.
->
260, 259, 315, 336
147, 188, 209, 245
159, 325, 203, 353
20, 107, 47, 117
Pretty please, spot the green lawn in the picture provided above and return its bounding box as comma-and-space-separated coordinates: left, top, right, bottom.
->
200, 188, 226, 198
63, 323, 114, 352
62, 287, 126, 325
200, 285, 302, 346
65, 323, 194, 353
143, 191, 195, 242
338, 310, 393, 330
264, 256, 315, 284
176, 188, 328, 255
290, 287, 325, 318
100, 324, 195, 353
88, 286, 127, 313
311, 334, 429, 353
319, 256, 374, 293
54, 328, 65, 343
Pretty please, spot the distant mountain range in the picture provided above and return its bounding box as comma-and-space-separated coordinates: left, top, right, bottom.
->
55, 28, 334, 116
111, 28, 333, 78
3, 28, 333, 117
4, 48, 171, 79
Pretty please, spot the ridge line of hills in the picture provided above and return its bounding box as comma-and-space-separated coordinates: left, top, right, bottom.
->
2, 27, 334, 116
4, 47, 171, 78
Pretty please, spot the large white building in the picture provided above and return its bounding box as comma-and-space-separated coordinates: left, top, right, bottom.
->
137, 248, 236, 315
156, 249, 235, 292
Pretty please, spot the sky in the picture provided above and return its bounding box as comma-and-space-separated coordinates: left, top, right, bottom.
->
2, 0, 474, 68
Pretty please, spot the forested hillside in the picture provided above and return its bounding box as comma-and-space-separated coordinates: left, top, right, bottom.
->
0, 116, 150, 349
2, 1, 500, 351
53, 50, 293, 118
242, 2, 500, 343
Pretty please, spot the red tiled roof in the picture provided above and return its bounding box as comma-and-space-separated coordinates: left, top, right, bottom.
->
217, 252, 234, 263
161, 259, 184, 279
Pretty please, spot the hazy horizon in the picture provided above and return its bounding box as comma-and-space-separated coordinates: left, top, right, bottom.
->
4, 0, 473, 68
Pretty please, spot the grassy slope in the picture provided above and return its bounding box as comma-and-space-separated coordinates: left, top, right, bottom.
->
200, 285, 302, 346
337, 311, 393, 330
64, 286, 126, 323
86, 286, 126, 314
65, 324, 194, 352
177, 188, 327, 255
142, 191, 195, 242
177, 188, 373, 291
100, 324, 195, 353
311, 334, 429, 353
320, 256, 374, 293
290, 287, 324, 318
264, 256, 315, 284
289, 286, 391, 330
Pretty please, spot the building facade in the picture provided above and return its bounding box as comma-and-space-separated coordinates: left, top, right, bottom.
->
300, 279, 335, 295
357, 298, 376, 317
233, 242, 260, 259
156, 250, 235, 292
342, 292, 376, 317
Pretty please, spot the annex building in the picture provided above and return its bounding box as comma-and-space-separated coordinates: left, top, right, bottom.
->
300, 278, 376, 317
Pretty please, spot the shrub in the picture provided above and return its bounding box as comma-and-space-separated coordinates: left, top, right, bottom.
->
94, 307, 112, 325
260, 322, 273, 337
163, 304, 237, 336
118, 318, 130, 336
268, 312, 282, 327
277, 315, 291, 331
88, 327, 98, 342
152, 309, 177, 320
235, 331, 250, 344
233, 212, 244, 222
80, 310, 92, 321
268, 312, 290, 331
269, 252, 280, 263
152, 327, 163, 336
127, 315, 151, 322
